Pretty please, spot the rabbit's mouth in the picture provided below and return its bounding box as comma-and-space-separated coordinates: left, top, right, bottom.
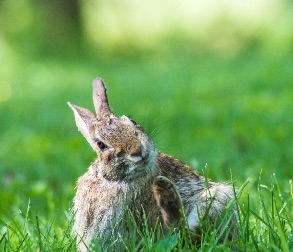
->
126, 147, 157, 177
128, 152, 149, 164
127, 155, 150, 172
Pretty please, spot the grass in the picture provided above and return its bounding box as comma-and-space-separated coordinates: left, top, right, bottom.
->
0, 176, 292, 251
0, 45, 293, 250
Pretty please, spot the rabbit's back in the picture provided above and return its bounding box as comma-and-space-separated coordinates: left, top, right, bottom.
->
158, 152, 235, 231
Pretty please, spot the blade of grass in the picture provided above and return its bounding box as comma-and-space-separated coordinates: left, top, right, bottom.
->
249, 209, 278, 237
289, 179, 293, 200
245, 193, 250, 244
0, 232, 7, 246
23, 199, 31, 235
15, 233, 28, 252
60, 211, 75, 246
36, 216, 43, 250
273, 203, 290, 252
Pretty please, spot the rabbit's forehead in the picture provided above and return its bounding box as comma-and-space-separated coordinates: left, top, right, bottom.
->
95, 119, 139, 149
100, 118, 134, 132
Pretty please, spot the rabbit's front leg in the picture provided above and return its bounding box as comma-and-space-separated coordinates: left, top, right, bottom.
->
153, 176, 182, 229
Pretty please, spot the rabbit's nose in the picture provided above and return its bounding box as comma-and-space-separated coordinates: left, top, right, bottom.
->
131, 146, 142, 157
126, 138, 143, 157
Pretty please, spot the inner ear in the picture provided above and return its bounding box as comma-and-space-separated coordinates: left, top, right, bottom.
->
68, 102, 97, 150
121, 115, 135, 126
93, 78, 113, 119
121, 115, 139, 128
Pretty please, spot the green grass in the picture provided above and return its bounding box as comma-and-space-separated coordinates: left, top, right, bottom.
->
0, 46, 293, 250
0, 176, 292, 251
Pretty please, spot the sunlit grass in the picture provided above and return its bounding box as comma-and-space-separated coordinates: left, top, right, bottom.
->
1, 48, 293, 212
83, 0, 291, 54
0, 176, 292, 251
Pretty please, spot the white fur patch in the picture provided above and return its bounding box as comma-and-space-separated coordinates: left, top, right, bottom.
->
187, 206, 200, 231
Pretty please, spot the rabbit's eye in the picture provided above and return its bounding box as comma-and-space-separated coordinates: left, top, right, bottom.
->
96, 140, 107, 150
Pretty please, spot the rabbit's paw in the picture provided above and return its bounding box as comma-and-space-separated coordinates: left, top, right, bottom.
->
153, 176, 182, 228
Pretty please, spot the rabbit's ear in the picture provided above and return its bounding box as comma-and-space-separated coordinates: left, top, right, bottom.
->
93, 78, 113, 119
68, 102, 96, 150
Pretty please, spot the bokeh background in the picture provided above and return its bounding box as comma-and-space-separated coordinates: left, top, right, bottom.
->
1, 0, 293, 225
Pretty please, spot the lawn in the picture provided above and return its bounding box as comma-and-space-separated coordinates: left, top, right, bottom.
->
0, 43, 293, 250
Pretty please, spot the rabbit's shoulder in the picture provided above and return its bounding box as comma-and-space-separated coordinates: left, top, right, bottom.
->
158, 152, 202, 182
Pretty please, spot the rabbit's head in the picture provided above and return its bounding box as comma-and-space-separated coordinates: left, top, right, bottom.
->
68, 78, 157, 181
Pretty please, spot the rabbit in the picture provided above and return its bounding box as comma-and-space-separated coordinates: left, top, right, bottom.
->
68, 78, 236, 251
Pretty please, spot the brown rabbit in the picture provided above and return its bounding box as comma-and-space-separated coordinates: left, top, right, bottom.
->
68, 78, 236, 251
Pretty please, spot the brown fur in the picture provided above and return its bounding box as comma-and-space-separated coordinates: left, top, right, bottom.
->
68, 78, 236, 251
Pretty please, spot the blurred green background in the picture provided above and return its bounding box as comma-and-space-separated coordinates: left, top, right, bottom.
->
0, 0, 293, 225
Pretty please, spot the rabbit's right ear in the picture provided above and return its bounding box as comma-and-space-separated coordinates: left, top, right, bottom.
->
68, 102, 96, 150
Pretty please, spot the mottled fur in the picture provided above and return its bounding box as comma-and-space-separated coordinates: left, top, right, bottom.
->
68, 78, 236, 251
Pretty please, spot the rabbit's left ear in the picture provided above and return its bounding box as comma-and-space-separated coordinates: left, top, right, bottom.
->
93, 78, 113, 120
68, 102, 96, 150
